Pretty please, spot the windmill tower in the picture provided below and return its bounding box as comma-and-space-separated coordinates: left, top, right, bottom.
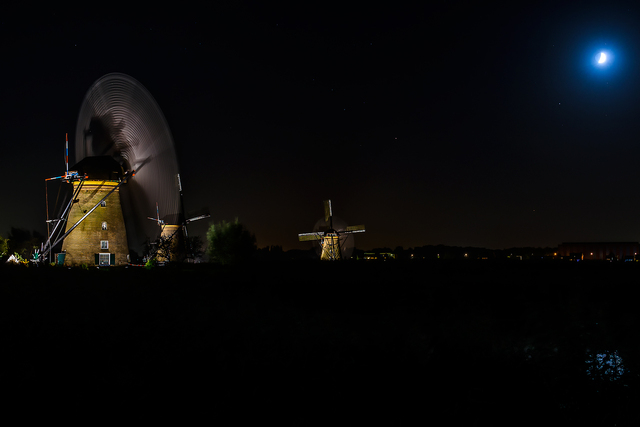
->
60, 156, 131, 266
147, 192, 209, 263
42, 135, 133, 266
41, 73, 182, 266
147, 202, 181, 262
298, 200, 365, 260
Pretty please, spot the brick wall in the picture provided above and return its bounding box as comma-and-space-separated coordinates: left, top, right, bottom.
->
61, 181, 129, 266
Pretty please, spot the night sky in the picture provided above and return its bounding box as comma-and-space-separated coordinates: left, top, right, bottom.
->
3, 2, 640, 251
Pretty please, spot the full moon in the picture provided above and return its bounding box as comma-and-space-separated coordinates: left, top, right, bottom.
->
598, 52, 607, 64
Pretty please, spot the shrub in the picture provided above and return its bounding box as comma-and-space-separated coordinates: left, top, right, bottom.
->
145, 257, 157, 269
206, 219, 257, 265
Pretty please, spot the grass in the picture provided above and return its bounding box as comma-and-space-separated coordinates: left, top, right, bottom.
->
1, 260, 639, 424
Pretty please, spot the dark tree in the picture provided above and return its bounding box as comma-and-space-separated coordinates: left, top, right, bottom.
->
184, 235, 205, 262
206, 219, 257, 265
7, 227, 43, 258
0, 234, 8, 257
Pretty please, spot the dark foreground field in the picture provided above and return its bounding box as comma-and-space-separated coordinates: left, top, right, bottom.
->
1, 260, 639, 425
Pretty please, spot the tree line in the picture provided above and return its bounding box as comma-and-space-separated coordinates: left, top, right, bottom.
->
1, 222, 563, 266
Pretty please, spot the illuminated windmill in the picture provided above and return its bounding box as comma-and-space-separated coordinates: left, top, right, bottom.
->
42, 73, 183, 266
58, 156, 133, 266
298, 200, 365, 260
147, 195, 209, 262
42, 143, 134, 265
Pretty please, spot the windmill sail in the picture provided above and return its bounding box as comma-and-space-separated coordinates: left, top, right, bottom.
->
75, 73, 181, 254
298, 232, 323, 242
324, 200, 332, 227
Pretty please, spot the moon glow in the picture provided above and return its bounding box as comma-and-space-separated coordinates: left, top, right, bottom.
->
598, 52, 607, 64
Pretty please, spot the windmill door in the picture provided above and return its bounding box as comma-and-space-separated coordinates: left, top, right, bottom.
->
98, 253, 111, 266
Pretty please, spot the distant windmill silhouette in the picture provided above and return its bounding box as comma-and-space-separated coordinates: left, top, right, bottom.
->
298, 200, 365, 260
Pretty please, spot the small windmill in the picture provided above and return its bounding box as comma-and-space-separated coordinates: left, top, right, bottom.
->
147, 190, 209, 261
298, 200, 365, 260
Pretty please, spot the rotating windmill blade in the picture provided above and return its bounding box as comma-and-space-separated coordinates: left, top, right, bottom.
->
298, 200, 365, 260
75, 73, 181, 254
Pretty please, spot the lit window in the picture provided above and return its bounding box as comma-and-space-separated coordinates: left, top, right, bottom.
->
101, 240, 109, 250
101, 222, 107, 230
100, 201, 106, 207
